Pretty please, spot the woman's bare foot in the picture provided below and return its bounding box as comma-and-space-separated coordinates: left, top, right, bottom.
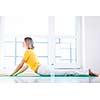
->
89, 69, 98, 77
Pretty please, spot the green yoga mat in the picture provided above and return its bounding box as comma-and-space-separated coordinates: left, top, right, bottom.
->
38, 74, 96, 77
0, 74, 96, 77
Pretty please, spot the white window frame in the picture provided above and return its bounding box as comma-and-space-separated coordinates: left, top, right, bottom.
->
48, 16, 82, 69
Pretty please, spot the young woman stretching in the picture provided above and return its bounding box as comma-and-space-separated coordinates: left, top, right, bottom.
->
10, 37, 98, 77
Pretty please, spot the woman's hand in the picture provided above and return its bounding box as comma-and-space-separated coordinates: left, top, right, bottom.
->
10, 73, 19, 76
14, 73, 19, 76
10, 73, 15, 76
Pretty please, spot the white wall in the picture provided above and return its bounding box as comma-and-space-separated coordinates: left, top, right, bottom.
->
84, 16, 100, 73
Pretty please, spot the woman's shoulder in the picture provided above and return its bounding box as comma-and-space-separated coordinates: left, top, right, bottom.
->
25, 49, 33, 53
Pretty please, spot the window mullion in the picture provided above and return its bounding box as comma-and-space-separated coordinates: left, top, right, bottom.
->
48, 16, 56, 66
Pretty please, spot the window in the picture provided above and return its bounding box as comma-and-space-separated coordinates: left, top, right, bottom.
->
54, 16, 81, 68
1, 16, 82, 73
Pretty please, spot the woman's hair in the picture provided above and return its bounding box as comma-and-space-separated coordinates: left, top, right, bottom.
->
24, 37, 34, 49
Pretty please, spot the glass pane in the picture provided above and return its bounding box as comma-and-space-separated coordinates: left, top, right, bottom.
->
38, 57, 48, 65
16, 37, 24, 41
3, 43, 15, 56
24, 16, 48, 35
33, 37, 48, 43
55, 16, 76, 36
33, 37, 48, 57
3, 36, 15, 41
16, 42, 25, 56
34, 44, 48, 56
55, 37, 77, 65
16, 57, 22, 65
72, 49, 76, 60
4, 16, 24, 35
3, 57, 15, 73
4, 16, 48, 36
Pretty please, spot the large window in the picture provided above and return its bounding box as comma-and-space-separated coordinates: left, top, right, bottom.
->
55, 16, 81, 68
1, 16, 82, 73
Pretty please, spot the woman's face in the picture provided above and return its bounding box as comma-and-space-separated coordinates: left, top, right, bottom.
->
23, 41, 27, 49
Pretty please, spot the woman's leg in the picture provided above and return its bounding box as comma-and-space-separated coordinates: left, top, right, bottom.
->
37, 65, 76, 75
37, 65, 51, 75
73, 69, 89, 75
37, 65, 99, 77
74, 69, 98, 76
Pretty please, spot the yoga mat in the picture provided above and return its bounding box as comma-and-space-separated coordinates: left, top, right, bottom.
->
38, 74, 96, 77
0, 74, 96, 77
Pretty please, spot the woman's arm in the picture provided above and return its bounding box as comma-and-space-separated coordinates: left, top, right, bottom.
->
10, 59, 25, 76
14, 64, 28, 76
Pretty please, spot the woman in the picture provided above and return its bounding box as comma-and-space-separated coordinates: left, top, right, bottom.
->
10, 37, 98, 77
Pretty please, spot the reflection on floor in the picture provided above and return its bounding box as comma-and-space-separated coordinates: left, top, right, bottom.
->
0, 77, 100, 83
